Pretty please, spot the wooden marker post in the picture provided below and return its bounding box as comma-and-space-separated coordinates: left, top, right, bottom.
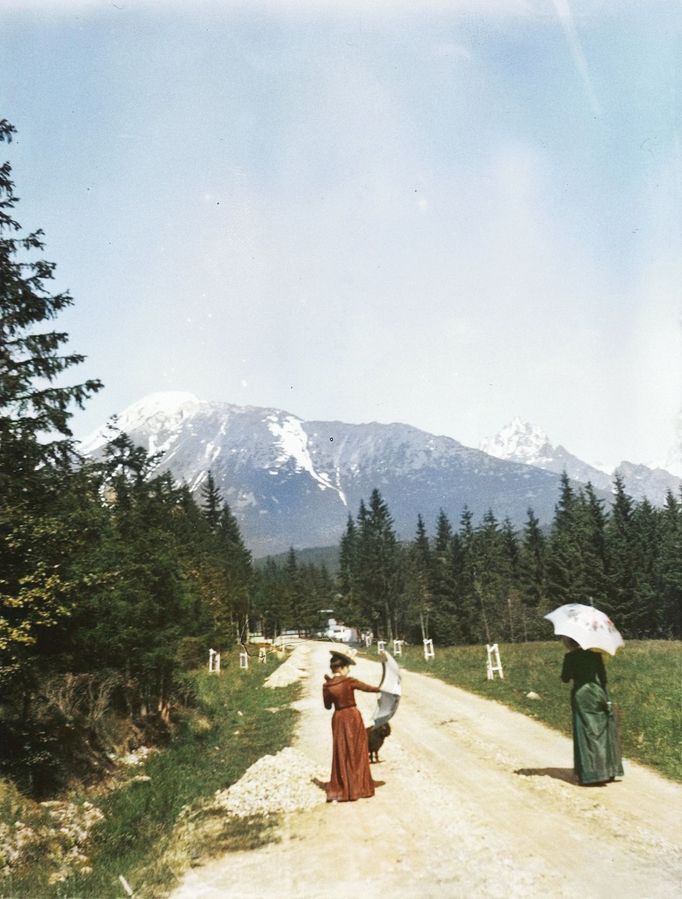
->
486, 643, 504, 680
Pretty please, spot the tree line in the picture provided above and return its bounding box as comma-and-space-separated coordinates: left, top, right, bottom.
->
0, 121, 255, 794
323, 480, 681, 646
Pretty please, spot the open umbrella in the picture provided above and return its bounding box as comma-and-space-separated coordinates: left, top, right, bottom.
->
544, 603, 624, 656
372, 649, 401, 726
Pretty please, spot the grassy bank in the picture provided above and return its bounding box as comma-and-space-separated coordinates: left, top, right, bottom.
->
3, 659, 300, 898
396, 640, 681, 782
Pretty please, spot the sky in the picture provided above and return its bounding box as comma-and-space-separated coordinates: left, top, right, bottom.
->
2, 0, 680, 472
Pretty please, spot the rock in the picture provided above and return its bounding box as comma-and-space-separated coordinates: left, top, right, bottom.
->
213, 747, 326, 817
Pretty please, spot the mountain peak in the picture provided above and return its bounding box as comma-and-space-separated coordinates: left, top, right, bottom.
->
80, 391, 204, 455
479, 418, 551, 464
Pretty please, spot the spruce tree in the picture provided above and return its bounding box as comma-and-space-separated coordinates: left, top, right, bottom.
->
430, 509, 462, 644
547, 472, 584, 606
405, 514, 433, 641
0, 120, 102, 682
519, 508, 548, 638
606, 474, 638, 634
658, 491, 682, 636
200, 470, 224, 531
354, 490, 400, 639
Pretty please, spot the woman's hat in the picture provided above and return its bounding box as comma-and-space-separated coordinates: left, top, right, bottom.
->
329, 646, 357, 666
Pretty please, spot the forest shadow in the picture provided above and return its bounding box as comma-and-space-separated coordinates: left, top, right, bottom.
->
514, 767, 578, 785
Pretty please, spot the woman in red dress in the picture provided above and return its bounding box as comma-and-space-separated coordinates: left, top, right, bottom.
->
323, 650, 381, 802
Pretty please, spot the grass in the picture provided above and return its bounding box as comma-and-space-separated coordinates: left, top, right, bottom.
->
3, 659, 300, 899
395, 640, 682, 782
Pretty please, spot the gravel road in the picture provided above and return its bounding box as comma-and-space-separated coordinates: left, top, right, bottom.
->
172, 641, 682, 899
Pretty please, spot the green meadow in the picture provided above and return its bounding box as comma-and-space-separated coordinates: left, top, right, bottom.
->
397, 640, 682, 782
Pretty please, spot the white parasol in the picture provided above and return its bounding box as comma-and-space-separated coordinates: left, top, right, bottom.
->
544, 603, 624, 656
372, 649, 402, 726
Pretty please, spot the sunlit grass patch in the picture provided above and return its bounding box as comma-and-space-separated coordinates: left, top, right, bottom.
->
398, 640, 681, 782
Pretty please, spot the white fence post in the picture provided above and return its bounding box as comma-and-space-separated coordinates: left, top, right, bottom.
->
423, 638, 435, 660
392, 639, 403, 657
377, 640, 386, 654
486, 643, 504, 680
258, 647, 267, 663
239, 650, 249, 670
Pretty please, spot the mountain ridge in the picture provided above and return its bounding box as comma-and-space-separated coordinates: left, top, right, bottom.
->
81, 393, 673, 556
480, 417, 681, 505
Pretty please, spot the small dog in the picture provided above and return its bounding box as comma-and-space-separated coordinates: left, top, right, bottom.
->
366, 723, 391, 763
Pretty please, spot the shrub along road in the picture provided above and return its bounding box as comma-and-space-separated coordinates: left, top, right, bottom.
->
173, 642, 681, 899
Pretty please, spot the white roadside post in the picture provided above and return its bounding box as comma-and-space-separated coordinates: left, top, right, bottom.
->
392, 639, 403, 657
258, 647, 267, 663
239, 649, 249, 670
423, 638, 435, 661
486, 643, 504, 680
364, 633, 373, 648
377, 640, 386, 654
208, 649, 221, 672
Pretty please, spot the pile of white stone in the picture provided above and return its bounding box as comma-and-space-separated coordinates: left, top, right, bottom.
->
264, 643, 310, 689
214, 747, 326, 817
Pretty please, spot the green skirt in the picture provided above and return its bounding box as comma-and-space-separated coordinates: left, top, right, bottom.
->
571, 683, 624, 785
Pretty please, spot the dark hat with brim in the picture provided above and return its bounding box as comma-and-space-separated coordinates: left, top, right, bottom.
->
329, 648, 356, 666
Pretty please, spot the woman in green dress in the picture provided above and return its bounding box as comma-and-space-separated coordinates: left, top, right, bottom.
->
560, 636, 624, 785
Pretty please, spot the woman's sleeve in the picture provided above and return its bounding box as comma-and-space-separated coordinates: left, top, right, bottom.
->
350, 678, 381, 693
322, 684, 333, 709
560, 653, 573, 683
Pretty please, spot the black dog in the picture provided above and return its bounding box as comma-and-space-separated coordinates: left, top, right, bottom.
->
366, 723, 391, 763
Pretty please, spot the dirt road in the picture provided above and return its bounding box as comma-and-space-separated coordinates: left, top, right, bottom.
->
173, 642, 681, 899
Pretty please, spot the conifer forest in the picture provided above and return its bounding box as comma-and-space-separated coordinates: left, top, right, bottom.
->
1, 117, 681, 797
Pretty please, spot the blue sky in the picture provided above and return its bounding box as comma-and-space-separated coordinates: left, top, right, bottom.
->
2, 0, 680, 470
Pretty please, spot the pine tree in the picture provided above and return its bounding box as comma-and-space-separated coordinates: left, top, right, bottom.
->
519, 508, 548, 639
354, 490, 400, 640
404, 515, 433, 641
547, 472, 584, 606
579, 483, 609, 609
454, 506, 478, 642
658, 491, 682, 637
0, 120, 102, 682
219, 501, 252, 642
430, 509, 462, 644
606, 474, 638, 634
630, 498, 661, 637
200, 470, 224, 531
338, 513, 357, 599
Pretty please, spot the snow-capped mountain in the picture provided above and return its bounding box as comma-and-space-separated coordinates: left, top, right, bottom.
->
480, 418, 681, 504
82, 393, 586, 556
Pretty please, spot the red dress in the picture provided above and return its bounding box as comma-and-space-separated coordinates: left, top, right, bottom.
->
323, 674, 380, 802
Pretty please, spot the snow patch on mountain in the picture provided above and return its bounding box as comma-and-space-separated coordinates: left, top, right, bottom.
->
266, 414, 347, 506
